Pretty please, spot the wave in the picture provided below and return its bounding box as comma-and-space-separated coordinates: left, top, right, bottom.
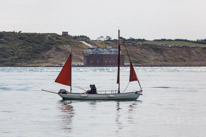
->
152, 86, 172, 88
0, 87, 12, 91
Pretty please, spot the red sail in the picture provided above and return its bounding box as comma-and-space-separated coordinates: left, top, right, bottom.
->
129, 61, 138, 82
55, 54, 72, 86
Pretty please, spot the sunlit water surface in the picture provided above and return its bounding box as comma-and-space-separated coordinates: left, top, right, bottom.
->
0, 67, 206, 137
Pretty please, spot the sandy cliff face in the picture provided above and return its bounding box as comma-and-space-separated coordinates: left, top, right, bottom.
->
125, 45, 206, 66
30, 45, 85, 66
30, 44, 206, 66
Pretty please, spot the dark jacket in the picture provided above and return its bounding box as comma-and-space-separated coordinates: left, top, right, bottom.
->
88, 87, 97, 94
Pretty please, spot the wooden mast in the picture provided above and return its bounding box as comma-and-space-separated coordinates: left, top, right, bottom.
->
117, 30, 120, 93
70, 52, 72, 93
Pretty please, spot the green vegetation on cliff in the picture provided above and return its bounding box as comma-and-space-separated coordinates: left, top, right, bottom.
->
0, 32, 86, 66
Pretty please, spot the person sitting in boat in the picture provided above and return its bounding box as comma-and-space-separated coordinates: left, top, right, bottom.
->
92, 85, 97, 94
85, 84, 97, 94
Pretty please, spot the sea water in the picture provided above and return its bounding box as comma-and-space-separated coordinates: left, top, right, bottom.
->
0, 67, 206, 137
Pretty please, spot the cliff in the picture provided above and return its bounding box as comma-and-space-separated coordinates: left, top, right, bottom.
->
0, 31, 206, 66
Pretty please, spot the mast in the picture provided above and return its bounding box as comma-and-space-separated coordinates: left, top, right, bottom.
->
117, 30, 120, 93
70, 53, 72, 93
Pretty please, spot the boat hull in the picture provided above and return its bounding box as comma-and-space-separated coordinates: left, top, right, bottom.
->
58, 92, 142, 100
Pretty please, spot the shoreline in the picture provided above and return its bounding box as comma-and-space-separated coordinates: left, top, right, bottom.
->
1, 65, 206, 67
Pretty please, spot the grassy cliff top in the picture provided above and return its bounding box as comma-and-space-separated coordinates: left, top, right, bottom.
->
142, 40, 206, 47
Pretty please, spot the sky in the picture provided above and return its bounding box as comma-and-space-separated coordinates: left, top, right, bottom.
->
0, 0, 206, 40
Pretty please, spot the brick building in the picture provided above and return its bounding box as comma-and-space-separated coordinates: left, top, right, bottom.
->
84, 46, 124, 66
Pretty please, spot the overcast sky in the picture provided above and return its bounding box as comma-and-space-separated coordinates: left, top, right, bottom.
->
0, 0, 206, 40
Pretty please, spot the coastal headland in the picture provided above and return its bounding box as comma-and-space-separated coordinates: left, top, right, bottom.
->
0, 31, 206, 67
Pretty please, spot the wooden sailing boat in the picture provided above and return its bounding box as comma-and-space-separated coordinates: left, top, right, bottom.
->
42, 30, 142, 100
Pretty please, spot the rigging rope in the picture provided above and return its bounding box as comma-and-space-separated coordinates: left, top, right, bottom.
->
42, 82, 55, 90
75, 86, 87, 91
122, 82, 130, 93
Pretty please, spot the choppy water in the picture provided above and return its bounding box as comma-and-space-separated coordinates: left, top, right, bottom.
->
0, 67, 206, 137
